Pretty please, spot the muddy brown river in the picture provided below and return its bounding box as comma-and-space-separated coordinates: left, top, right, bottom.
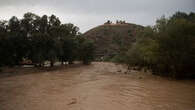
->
0, 62, 195, 110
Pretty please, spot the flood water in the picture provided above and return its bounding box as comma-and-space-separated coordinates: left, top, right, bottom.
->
0, 62, 195, 110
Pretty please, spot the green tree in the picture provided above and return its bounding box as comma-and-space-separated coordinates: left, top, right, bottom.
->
78, 37, 95, 65
0, 12, 93, 69
125, 11, 195, 78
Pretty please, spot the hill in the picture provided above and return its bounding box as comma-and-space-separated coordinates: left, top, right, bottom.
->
84, 23, 144, 59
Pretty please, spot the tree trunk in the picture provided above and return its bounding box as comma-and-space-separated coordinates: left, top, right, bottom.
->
68, 61, 73, 65
50, 61, 54, 67
61, 61, 64, 65
39, 63, 42, 67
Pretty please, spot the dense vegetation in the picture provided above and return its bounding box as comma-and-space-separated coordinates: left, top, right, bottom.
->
0, 12, 94, 67
114, 12, 195, 78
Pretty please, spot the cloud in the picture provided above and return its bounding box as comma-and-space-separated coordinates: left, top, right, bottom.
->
0, 0, 194, 32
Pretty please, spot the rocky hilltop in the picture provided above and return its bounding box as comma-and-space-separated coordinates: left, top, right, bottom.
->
84, 22, 144, 59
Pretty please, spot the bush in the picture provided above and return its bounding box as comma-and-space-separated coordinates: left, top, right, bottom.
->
117, 12, 195, 78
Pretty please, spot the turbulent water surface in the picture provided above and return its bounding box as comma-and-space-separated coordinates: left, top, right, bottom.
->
0, 62, 195, 110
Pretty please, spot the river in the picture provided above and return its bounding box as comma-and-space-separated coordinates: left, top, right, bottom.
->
0, 62, 194, 110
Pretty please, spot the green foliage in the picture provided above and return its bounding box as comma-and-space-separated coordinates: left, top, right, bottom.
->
115, 11, 195, 78
77, 37, 95, 65
0, 12, 94, 68
110, 54, 127, 63
153, 18, 195, 77
30, 33, 48, 65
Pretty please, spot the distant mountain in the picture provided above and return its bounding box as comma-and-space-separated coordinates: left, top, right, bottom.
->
84, 23, 144, 58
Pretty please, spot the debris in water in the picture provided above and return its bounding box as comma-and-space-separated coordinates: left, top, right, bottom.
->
67, 98, 77, 105
117, 70, 122, 72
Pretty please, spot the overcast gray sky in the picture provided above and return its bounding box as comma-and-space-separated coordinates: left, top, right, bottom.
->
0, 0, 194, 32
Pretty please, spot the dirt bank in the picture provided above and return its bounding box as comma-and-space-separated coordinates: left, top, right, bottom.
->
0, 62, 195, 110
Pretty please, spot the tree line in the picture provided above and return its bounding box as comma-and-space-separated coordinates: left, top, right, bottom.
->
0, 12, 94, 67
113, 12, 195, 78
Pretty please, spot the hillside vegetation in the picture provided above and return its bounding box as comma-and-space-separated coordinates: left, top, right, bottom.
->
84, 22, 143, 60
